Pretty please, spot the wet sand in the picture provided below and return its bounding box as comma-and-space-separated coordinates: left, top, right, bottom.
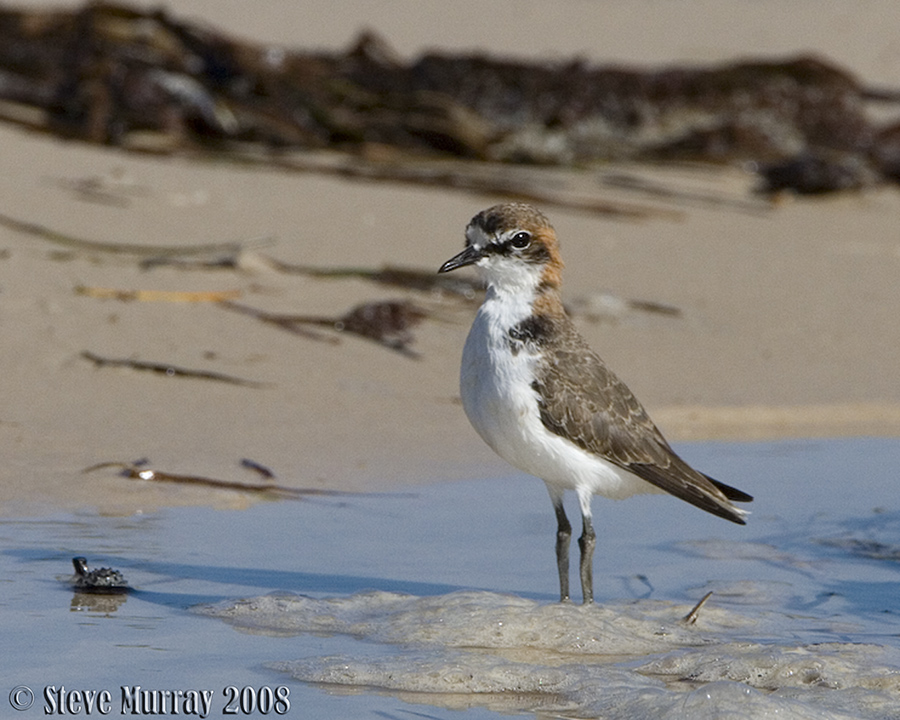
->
3, 1, 900, 513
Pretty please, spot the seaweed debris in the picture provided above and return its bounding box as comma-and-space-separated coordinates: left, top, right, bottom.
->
220, 299, 428, 357
0, 210, 268, 259
0, 2, 899, 194
82, 459, 353, 500
81, 350, 268, 387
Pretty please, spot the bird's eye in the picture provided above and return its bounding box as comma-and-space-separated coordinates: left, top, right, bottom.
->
510, 231, 531, 249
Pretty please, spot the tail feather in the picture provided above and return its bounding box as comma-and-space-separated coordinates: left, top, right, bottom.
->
706, 476, 754, 503
628, 463, 750, 525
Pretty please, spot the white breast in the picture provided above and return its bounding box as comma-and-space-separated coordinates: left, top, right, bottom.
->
459, 291, 657, 501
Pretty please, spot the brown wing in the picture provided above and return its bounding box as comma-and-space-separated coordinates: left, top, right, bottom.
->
533, 319, 751, 523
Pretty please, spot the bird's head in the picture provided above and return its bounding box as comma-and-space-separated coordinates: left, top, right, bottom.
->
439, 203, 564, 294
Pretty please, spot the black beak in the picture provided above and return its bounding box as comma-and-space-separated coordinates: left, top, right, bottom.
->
439, 244, 483, 273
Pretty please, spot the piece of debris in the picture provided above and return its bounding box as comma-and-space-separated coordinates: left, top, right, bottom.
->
70, 556, 129, 594
0, 210, 270, 259
240, 458, 276, 480
681, 591, 714, 625
81, 350, 268, 388
758, 150, 881, 194
217, 301, 338, 342
82, 460, 354, 500
219, 299, 428, 356
333, 299, 428, 353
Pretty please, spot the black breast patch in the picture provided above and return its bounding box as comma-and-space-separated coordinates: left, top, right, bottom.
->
507, 315, 553, 354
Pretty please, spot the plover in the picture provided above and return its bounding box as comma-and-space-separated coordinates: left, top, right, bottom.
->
439, 203, 752, 604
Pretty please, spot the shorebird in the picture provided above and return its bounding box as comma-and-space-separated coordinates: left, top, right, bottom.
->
439, 203, 752, 604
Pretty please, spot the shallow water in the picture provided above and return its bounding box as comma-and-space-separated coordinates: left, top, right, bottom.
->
2, 438, 899, 718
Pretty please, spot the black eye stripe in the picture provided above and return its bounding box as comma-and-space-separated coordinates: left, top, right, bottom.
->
477, 237, 550, 264
479, 230, 532, 255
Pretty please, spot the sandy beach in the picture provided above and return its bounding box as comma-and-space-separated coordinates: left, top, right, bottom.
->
3, 0, 900, 514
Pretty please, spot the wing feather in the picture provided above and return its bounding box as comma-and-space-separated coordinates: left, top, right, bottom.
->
533, 318, 751, 523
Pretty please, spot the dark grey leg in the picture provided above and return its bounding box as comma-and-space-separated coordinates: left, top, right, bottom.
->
549, 490, 572, 603
578, 514, 596, 605
576, 490, 596, 605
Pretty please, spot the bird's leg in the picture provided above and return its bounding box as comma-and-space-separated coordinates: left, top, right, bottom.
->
549, 488, 572, 603
577, 492, 596, 605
